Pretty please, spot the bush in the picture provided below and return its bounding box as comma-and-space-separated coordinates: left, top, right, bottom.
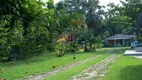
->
67, 42, 80, 52
0, 25, 52, 61
97, 43, 104, 48
92, 44, 97, 50
0, 28, 11, 62
54, 41, 68, 57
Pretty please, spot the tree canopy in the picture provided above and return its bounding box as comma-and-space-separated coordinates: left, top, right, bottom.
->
0, 0, 142, 61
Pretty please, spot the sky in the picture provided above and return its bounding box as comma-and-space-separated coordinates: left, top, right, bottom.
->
42, 0, 121, 6
99, 0, 121, 6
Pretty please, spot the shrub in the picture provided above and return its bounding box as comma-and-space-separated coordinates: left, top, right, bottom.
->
54, 41, 68, 57
67, 42, 80, 52
97, 43, 104, 48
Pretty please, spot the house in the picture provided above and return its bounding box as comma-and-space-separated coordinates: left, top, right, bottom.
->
104, 34, 135, 47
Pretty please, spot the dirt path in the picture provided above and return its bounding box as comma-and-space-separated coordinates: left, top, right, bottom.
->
24, 55, 102, 80
71, 54, 120, 80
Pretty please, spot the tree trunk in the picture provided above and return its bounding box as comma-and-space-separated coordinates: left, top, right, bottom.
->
89, 41, 92, 51
84, 41, 88, 52
63, 42, 68, 56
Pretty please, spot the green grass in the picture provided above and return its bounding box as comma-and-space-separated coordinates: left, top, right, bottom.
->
0, 47, 127, 80
103, 55, 142, 80
44, 47, 126, 80
0, 50, 105, 80
44, 54, 110, 80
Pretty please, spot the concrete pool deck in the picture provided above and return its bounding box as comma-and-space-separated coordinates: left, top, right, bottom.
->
124, 50, 142, 59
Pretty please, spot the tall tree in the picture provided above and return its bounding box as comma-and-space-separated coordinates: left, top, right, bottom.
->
120, 0, 142, 40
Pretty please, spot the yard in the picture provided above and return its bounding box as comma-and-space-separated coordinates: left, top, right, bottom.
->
1, 0, 142, 80
0, 50, 102, 80
1, 47, 142, 80
104, 54, 142, 80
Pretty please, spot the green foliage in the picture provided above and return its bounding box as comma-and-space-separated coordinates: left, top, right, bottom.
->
67, 42, 80, 52
0, 28, 11, 60
91, 40, 104, 49
97, 43, 104, 48
0, 0, 86, 60
104, 16, 133, 35
64, 0, 105, 52
92, 44, 97, 50
54, 41, 68, 57
56, 1, 65, 10
120, 0, 142, 32
47, 0, 54, 9
0, 0, 48, 60
97, 0, 142, 42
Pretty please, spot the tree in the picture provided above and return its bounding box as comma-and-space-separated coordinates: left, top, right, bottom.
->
0, 0, 48, 60
103, 16, 133, 35
120, 0, 142, 40
64, 0, 104, 51
104, 3, 120, 18
82, 0, 103, 51
47, 0, 54, 9
56, 1, 65, 10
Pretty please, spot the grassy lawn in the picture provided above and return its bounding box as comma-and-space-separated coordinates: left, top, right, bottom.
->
44, 48, 126, 80
0, 47, 127, 80
104, 55, 142, 80
44, 54, 110, 80
0, 49, 105, 80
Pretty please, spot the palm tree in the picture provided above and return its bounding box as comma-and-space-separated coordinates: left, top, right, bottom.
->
105, 3, 119, 18
82, 0, 103, 51
64, 0, 104, 51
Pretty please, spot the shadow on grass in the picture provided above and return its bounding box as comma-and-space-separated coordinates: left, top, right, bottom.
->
0, 52, 56, 67
67, 47, 127, 55
120, 65, 142, 80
